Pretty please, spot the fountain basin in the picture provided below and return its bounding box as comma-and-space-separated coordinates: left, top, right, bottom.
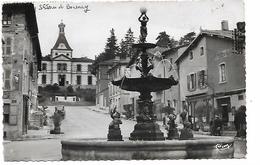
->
112, 75, 178, 92
61, 136, 234, 160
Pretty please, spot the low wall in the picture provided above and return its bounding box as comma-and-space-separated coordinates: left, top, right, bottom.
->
61, 136, 234, 160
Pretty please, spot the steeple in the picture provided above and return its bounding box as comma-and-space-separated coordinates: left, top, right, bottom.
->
52, 20, 72, 51
58, 20, 65, 33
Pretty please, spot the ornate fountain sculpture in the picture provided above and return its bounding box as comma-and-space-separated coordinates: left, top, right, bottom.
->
107, 106, 123, 141
112, 8, 178, 141
61, 8, 235, 160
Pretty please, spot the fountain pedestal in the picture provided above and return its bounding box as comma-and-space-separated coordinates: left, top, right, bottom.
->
129, 95, 165, 141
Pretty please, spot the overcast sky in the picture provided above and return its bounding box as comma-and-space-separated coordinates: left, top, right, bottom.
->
34, 0, 244, 59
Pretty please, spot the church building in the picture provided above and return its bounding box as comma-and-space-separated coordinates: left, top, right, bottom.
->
38, 21, 96, 89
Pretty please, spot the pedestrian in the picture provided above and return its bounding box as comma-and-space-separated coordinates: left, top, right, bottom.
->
163, 115, 166, 126
188, 115, 193, 130
214, 116, 222, 136
240, 105, 246, 138
209, 117, 214, 136
234, 110, 241, 137
234, 105, 247, 137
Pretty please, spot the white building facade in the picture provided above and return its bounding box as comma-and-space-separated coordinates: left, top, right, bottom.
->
38, 22, 96, 89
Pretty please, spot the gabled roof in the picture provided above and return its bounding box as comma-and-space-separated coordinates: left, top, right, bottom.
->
3, 3, 42, 70
175, 29, 233, 64
162, 44, 189, 57
107, 58, 130, 73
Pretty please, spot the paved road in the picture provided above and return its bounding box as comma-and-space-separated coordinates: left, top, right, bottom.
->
60, 106, 136, 139
4, 106, 137, 161
3, 106, 246, 161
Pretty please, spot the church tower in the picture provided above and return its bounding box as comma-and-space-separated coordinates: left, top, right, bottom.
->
51, 21, 73, 59
50, 21, 73, 86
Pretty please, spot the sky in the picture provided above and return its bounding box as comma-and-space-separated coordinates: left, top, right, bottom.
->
35, 0, 244, 59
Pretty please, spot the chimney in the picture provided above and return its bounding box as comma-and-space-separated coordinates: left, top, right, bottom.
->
221, 20, 229, 31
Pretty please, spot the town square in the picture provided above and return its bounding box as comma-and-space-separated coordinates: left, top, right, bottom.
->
1, 0, 253, 162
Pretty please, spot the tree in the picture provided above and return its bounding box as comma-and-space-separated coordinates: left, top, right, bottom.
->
169, 37, 179, 48
67, 85, 74, 93
104, 28, 119, 60
179, 32, 196, 45
119, 28, 135, 59
52, 83, 60, 92
155, 31, 171, 48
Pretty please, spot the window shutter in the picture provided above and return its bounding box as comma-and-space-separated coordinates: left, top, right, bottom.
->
197, 71, 201, 89
29, 63, 33, 77
204, 70, 207, 87
194, 73, 197, 90
187, 75, 190, 91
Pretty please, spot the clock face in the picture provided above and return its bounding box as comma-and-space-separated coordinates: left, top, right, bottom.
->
58, 43, 67, 49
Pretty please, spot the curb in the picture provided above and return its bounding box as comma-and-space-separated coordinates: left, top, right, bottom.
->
11, 135, 63, 141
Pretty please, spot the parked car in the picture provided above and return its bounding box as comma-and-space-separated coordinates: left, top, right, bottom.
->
55, 105, 65, 119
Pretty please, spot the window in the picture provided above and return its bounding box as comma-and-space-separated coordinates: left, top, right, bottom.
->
2, 37, 12, 55
77, 64, 81, 72
57, 63, 67, 71
2, 13, 12, 25
42, 75, 46, 84
42, 63, 47, 71
198, 70, 207, 89
219, 63, 226, 83
57, 63, 61, 71
4, 69, 11, 90
238, 95, 244, 100
88, 76, 92, 85
66, 53, 69, 56
77, 76, 81, 85
3, 104, 10, 124
187, 73, 196, 91
200, 47, 204, 55
63, 64, 67, 71
189, 51, 193, 60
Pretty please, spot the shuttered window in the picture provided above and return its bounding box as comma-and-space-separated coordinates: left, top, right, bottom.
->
2, 37, 12, 55
198, 70, 207, 89
4, 69, 11, 90
187, 73, 196, 91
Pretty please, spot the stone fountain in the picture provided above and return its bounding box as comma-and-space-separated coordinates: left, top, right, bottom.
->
61, 8, 234, 160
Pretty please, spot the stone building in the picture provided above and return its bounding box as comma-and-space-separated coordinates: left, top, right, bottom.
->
2, 3, 42, 139
108, 57, 130, 114
175, 21, 246, 130
38, 22, 96, 90
95, 59, 117, 110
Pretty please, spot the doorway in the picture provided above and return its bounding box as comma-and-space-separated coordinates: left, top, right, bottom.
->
22, 95, 29, 134
216, 97, 231, 123
58, 75, 66, 86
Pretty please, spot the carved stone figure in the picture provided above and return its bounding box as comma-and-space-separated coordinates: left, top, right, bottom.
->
180, 121, 194, 140
166, 114, 179, 140
107, 107, 123, 141
138, 9, 149, 43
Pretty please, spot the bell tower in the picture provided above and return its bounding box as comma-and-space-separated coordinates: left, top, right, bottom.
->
51, 20, 73, 59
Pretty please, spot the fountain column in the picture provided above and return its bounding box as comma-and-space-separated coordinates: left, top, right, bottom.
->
129, 8, 165, 141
